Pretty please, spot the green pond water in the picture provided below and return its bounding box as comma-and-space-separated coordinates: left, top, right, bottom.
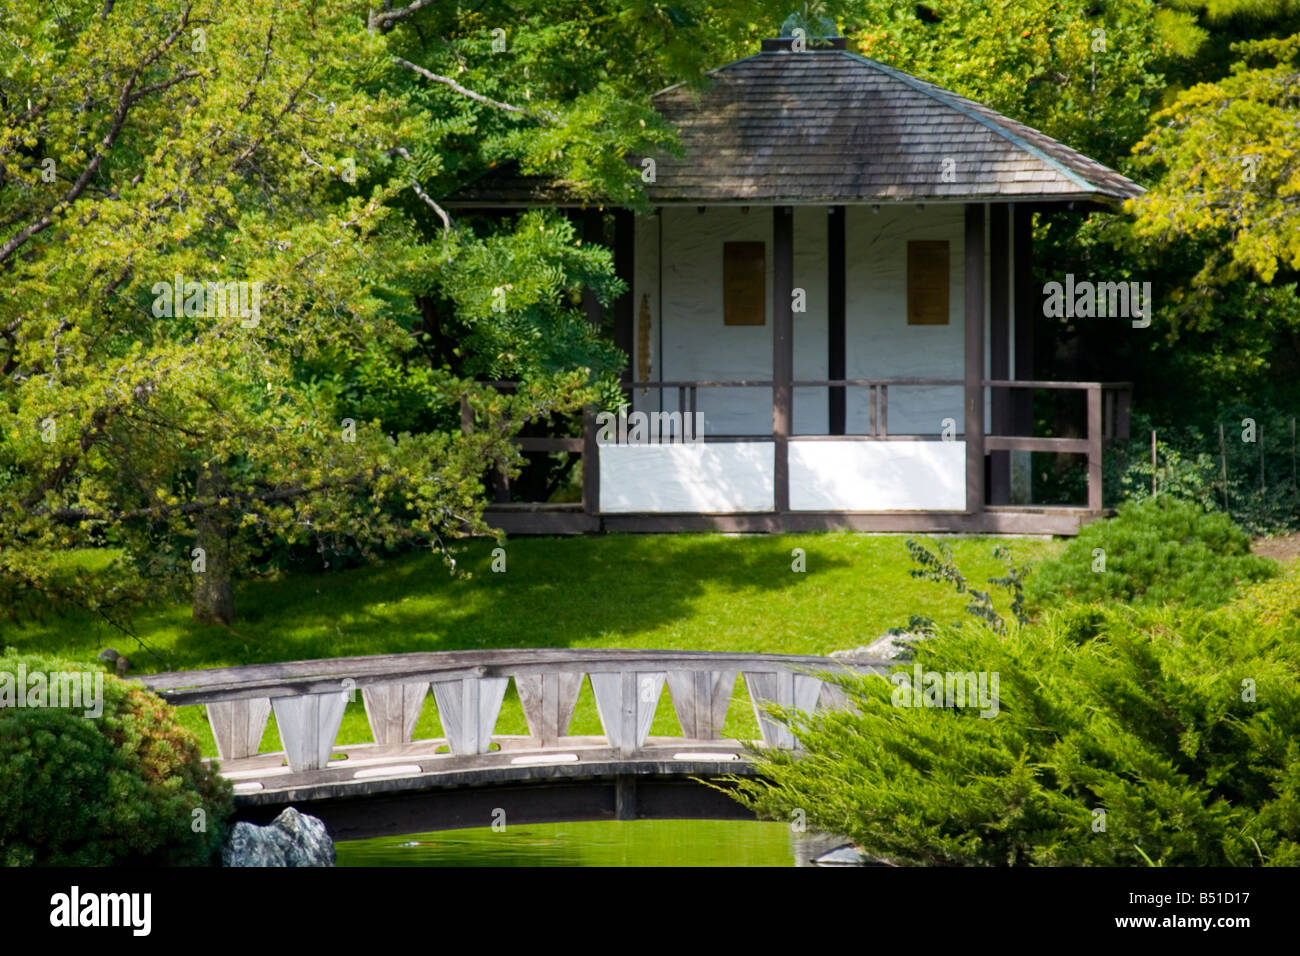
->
337, 819, 796, 867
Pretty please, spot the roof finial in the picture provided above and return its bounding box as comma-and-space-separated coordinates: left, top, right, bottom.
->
779, 6, 836, 40
768, 7, 843, 51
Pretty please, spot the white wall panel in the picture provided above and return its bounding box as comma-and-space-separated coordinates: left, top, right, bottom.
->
844, 205, 966, 435
598, 443, 775, 513
659, 207, 772, 435
789, 441, 967, 511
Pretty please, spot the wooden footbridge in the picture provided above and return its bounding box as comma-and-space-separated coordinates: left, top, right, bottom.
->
140, 649, 888, 839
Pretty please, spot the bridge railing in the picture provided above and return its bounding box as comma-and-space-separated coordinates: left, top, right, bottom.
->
139, 649, 887, 775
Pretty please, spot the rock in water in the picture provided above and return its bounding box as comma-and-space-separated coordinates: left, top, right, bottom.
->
222, 807, 336, 867
812, 845, 868, 867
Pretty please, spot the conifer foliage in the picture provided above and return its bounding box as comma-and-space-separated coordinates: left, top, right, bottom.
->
729, 572, 1300, 866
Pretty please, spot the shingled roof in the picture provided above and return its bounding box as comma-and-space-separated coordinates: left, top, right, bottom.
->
447, 38, 1144, 207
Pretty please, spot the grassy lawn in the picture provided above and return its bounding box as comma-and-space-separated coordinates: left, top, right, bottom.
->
3, 532, 1058, 757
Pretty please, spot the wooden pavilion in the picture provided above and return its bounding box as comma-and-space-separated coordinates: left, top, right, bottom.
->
446, 35, 1141, 535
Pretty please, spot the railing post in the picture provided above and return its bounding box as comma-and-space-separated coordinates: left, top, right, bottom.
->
590, 671, 665, 755
517, 671, 584, 747
362, 682, 429, 747
666, 669, 737, 739
271, 691, 349, 772
744, 670, 822, 750
1087, 384, 1103, 513
431, 676, 509, 755
206, 698, 271, 761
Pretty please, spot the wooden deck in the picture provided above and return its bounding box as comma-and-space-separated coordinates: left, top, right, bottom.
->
484, 504, 1106, 536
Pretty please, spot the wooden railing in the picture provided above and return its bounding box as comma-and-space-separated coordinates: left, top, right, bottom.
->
461, 378, 1132, 513
459, 381, 598, 512
983, 380, 1131, 511
624, 378, 966, 440
140, 649, 881, 776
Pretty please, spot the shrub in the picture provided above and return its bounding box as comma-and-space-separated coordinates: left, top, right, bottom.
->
1104, 406, 1300, 536
1025, 497, 1275, 610
0, 652, 232, 866
898, 539, 1030, 633
726, 568, 1300, 866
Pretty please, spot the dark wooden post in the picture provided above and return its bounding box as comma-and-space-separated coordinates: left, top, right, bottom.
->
1087, 385, 1103, 512
582, 404, 600, 517
773, 206, 794, 514
989, 204, 1011, 504
581, 208, 604, 326
1011, 204, 1035, 504
613, 209, 635, 395
568, 208, 607, 327
827, 206, 846, 435
964, 203, 986, 516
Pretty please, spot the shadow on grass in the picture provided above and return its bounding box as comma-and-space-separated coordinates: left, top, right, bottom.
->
8, 533, 855, 673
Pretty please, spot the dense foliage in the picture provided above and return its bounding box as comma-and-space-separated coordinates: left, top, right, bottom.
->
729, 568, 1300, 866
0, 0, 805, 626
1101, 406, 1300, 534
1026, 497, 1275, 609
0, 653, 232, 865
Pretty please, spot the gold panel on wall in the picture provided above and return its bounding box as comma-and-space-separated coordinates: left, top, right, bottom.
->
723, 241, 766, 326
907, 240, 950, 326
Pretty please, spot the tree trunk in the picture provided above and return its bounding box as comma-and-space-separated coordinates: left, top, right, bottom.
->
192, 467, 235, 626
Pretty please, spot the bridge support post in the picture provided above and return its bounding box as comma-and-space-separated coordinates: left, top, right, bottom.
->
272, 691, 349, 772
818, 681, 850, 711
206, 697, 271, 761
744, 671, 823, 750
615, 775, 637, 821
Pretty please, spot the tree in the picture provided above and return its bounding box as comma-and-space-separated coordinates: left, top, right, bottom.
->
0, 2, 627, 629
0, 0, 823, 631
1130, 33, 1300, 290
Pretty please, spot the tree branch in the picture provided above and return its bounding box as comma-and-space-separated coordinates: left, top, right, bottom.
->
43, 477, 371, 523
393, 56, 546, 121
388, 147, 452, 231
369, 0, 440, 33
231, 67, 315, 170
239, 26, 274, 112
411, 179, 452, 231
